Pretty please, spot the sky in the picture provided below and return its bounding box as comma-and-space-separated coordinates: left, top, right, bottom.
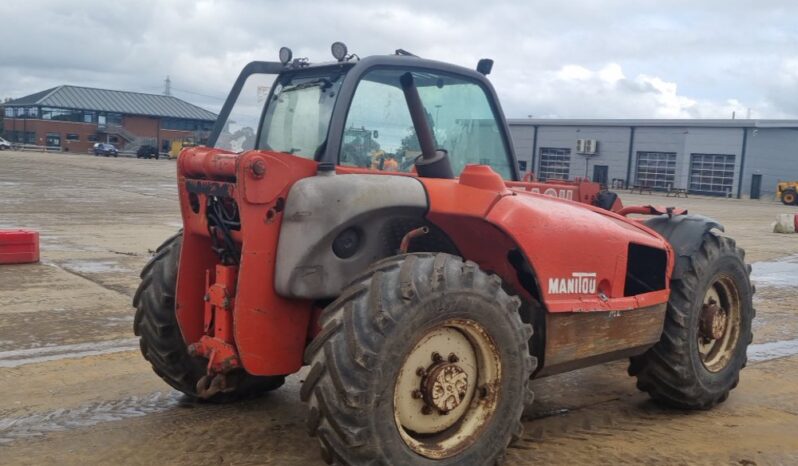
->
1, 0, 797, 120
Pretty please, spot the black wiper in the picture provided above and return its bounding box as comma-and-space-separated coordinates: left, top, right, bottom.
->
280, 78, 332, 93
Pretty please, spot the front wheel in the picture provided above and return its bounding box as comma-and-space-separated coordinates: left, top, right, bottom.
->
629, 233, 754, 409
782, 189, 797, 205
301, 253, 535, 465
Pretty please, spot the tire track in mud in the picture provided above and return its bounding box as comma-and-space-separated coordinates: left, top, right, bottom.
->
0, 391, 183, 445
0, 338, 138, 368
2, 339, 798, 451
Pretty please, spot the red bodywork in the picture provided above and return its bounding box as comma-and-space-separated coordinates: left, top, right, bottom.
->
175, 148, 674, 376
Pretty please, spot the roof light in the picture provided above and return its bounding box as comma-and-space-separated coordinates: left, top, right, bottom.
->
279, 47, 293, 65
331, 42, 348, 62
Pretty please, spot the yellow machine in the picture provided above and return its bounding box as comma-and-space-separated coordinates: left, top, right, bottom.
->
168, 138, 196, 159
777, 182, 798, 205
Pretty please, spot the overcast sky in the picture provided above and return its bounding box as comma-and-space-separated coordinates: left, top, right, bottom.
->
2, 0, 797, 119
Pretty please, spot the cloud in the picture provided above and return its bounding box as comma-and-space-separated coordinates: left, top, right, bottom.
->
1, 0, 797, 119
505, 62, 767, 118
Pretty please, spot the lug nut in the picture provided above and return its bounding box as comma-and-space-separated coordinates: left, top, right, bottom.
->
431, 352, 442, 363
448, 353, 459, 363
416, 367, 426, 377
411, 390, 422, 399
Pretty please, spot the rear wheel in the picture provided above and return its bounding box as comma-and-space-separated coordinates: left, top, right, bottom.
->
301, 253, 535, 465
629, 233, 754, 409
133, 232, 284, 401
782, 188, 797, 205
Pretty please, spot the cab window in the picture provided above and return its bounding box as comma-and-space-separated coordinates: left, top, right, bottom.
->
339, 68, 512, 178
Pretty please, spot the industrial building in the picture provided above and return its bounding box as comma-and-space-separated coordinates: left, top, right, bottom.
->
2, 85, 216, 154
508, 119, 798, 199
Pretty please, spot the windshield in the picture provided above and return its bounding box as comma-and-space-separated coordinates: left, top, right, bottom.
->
257, 72, 344, 158
214, 73, 277, 153
339, 68, 513, 178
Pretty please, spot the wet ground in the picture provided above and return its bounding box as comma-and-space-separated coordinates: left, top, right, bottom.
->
1, 150, 797, 465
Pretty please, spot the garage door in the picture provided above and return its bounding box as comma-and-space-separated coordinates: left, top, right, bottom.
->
689, 153, 735, 196
539, 147, 571, 181
635, 151, 676, 190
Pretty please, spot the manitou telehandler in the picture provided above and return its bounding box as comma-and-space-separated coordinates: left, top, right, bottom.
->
134, 43, 754, 465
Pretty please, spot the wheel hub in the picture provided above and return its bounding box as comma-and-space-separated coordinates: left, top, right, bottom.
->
393, 319, 501, 459
699, 300, 727, 341
422, 362, 469, 413
697, 276, 742, 373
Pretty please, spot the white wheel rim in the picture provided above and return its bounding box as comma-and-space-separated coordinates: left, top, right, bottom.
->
393, 319, 501, 459
698, 274, 742, 372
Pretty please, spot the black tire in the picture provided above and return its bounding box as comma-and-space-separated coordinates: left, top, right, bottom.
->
629, 233, 754, 409
301, 253, 535, 465
133, 232, 285, 401
782, 189, 797, 206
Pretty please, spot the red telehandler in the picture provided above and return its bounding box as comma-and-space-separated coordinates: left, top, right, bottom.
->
134, 44, 753, 465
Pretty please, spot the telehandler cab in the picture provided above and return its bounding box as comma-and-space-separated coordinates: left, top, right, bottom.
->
134, 43, 754, 465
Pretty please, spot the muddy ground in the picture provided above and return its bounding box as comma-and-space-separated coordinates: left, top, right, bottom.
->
1, 150, 797, 465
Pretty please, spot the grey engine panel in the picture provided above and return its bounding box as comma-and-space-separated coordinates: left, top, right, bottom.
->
275, 173, 428, 299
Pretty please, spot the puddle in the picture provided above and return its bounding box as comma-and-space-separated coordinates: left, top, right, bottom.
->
0, 338, 139, 368
750, 255, 798, 288
747, 338, 798, 362
0, 391, 183, 444
60, 260, 129, 274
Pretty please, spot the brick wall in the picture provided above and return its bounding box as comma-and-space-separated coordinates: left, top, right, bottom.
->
123, 115, 159, 141
4, 118, 100, 153
4, 117, 201, 154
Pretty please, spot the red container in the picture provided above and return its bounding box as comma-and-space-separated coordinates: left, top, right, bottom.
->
0, 229, 40, 264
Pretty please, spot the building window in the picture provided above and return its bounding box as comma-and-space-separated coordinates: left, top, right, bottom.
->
41, 107, 84, 122
4, 107, 13, 118
25, 132, 36, 144
109, 136, 119, 143
84, 112, 96, 123
689, 153, 735, 196
46, 133, 61, 147
66, 133, 80, 141
635, 151, 676, 190
107, 113, 123, 125
539, 147, 571, 180
87, 134, 99, 142
163, 118, 214, 132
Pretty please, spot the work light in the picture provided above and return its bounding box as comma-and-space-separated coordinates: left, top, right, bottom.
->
331, 42, 348, 62
279, 47, 293, 65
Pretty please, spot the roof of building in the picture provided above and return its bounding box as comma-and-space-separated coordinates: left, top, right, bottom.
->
4, 85, 217, 121
508, 118, 798, 129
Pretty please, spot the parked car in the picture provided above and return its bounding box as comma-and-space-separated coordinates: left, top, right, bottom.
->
0, 137, 12, 150
136, 145, 159, 159
93, 143, 118, 157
